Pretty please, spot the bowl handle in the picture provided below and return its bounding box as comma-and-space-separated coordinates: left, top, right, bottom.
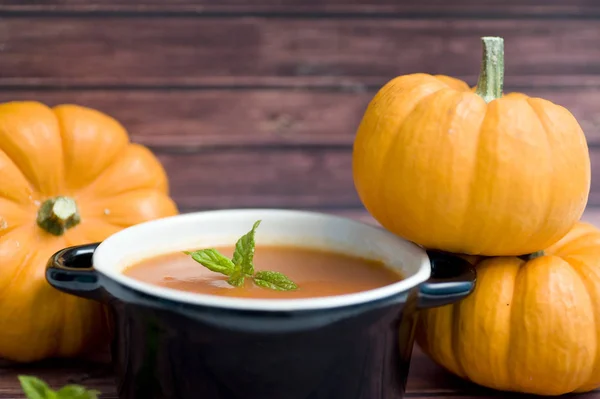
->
417, 250, 477, 309
46, 243, 104, 301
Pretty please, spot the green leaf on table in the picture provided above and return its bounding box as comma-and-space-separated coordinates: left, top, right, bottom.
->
19, 376, 54, 399
56, 385, 101, 399
254, 271, 298, 291
232, 220, 261, 276
18, 376, 100, 399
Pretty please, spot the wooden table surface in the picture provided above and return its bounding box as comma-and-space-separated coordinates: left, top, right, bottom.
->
1, 347, 598, 399
1, 209, 600, 399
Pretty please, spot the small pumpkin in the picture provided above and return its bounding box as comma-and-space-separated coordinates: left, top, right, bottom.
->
417, 221, 600, 395
352, 37, 590, 256
0, 101, 178, 362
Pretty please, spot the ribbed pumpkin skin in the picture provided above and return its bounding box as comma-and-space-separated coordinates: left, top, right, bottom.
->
0, 102, 178, 362
416, 222, 600, 395
352, 73, 591, 256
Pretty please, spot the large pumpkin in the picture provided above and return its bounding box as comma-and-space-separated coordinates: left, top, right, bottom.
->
0, 101, 178, 362
353, 37, 590, 256
417, 221, 600, 395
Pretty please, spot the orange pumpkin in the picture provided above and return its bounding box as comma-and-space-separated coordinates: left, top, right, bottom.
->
353, 37, 590, 256
0, 101, 178, 362
417, 221, 600, 395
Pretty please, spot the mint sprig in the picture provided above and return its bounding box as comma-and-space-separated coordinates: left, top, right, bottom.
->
184, 248, 235, 276
254, 271, 298, 291
19, 376, 100, 399
185, 220, 298, 291
232, 220, 260, 276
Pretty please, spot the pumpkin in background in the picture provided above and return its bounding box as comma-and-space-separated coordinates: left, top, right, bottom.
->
352, 36, 590, 256
417, 221, 600, 395
0, 101, 178, 362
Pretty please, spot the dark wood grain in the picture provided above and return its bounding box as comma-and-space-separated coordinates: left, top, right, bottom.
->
0, 90, 366, 148
2, 18, 600, 87
2, 87, 600, 148
156, 148, 358, 210
152, 147, 600, 211
0, 0, 598, 17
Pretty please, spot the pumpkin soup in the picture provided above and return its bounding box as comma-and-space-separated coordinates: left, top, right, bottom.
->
124, 245, 402, 299
123, 220, 403, 299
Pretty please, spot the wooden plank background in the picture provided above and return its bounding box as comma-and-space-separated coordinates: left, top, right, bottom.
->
2, 0, 600, 213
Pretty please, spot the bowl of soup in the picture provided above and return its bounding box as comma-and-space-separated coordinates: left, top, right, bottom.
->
46, 209, 476, 399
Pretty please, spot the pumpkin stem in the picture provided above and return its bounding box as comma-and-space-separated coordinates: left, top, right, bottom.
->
37, 196, 81, 236
475, 36, 504, 103
518, 250, 545, 261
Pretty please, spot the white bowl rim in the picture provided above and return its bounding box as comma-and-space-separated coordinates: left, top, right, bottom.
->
92, 209, 431, 312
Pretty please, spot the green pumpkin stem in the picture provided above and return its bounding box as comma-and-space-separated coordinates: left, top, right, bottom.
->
519, 250, 545, 261
37, 196, 81, 236
475, 36, 504, 103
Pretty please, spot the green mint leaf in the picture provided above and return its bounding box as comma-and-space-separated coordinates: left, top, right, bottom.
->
56, 385, 100, 399
186, 249, 235, 276
232, 220, 261, 276
18, 376, 55, 399
254, 271, 298, 291
185, 220, 299, 292
227, 267, 245, 287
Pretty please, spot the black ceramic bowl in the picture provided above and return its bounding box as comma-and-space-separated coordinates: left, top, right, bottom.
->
46, 209, 475, 399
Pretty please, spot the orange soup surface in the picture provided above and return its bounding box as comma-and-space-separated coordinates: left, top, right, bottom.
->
124, 245, 403, 299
